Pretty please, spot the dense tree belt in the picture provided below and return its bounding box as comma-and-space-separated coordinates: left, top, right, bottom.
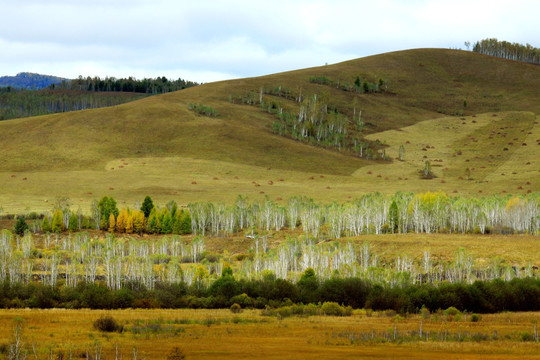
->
0, 276, 538, 314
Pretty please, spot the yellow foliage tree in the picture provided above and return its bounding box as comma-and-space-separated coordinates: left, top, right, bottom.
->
108, 213, 116, 233
116, 208, 128, 233
408, 191, 448, 213
133, 210, 145, 234
505, 196, 524, 211
125, 211, 134, 234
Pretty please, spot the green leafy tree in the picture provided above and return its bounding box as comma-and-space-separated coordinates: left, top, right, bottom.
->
14, 216, 28, 236
141, 196, 154, 218
98, 196, 119, 229
298, 267, 319, 303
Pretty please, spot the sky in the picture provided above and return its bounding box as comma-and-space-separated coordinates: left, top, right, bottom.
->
1, 0, 539, 83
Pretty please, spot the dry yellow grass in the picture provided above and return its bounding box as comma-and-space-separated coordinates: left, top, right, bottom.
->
201, 232, 540, 268
0, 309, 538, 359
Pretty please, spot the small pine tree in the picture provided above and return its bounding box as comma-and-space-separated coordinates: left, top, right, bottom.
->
41, 216, 51, 233
354, 76, 361, 88
181, 210, 192, 234
389, 200, 399, 233
51, 209, 64, 233
161, 210, 172, 234
141, 196, 154, 218
147, 208, 161, 234
362, 80, 370, 93
14, 216, 28, 236
68, 213, 78, 232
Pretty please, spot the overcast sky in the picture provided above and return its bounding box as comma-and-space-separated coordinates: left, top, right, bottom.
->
1, 0, 539, 83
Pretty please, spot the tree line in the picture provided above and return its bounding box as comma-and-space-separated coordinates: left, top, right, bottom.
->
1, 225, 536, 295
0, 75, 199, 121
188, 192, 538, 238
12, 192, 540, 237
472, 38, 540, 65
52, 75, 199, 94
0, 87, 145, 120
33, 196, 192, 236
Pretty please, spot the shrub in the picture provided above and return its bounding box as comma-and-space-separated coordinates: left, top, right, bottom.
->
93, 315, 122, 332
277, 306, 292, 318
230, 293, 253, 308
444, 306, 460, 316
166, 346, 186, 360
230, 303, 242, 313
321, 302, 344, 316
304, 303, 319, 316
520, 332, 533, 342
470, 314, 481, 322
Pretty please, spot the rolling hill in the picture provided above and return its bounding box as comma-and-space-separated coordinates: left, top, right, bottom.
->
0, 49, 539, 213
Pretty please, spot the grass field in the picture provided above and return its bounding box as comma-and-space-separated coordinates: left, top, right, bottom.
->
1, 308, 539, 359
1, 110, 538, 214
1, 49, 539, 214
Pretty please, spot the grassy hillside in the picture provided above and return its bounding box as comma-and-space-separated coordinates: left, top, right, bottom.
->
0, 49, 539, 213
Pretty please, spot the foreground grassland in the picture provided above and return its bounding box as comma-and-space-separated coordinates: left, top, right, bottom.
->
1, 309, 539, 359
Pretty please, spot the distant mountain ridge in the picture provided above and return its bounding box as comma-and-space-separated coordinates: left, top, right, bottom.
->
0, 72, 67, 89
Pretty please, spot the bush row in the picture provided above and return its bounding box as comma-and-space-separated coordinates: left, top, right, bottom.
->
1, 276, 539, 314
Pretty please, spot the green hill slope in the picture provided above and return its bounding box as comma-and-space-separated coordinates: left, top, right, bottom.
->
0, 49, 539, 213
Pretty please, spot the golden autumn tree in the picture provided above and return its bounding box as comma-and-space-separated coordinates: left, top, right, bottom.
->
116, 208, 128, 233
125, 211, 134, 234
133, 210, 145, 234
108, 213, 116, 233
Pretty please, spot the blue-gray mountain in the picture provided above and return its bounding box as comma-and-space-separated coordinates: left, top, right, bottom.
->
0, 72, 67, 89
